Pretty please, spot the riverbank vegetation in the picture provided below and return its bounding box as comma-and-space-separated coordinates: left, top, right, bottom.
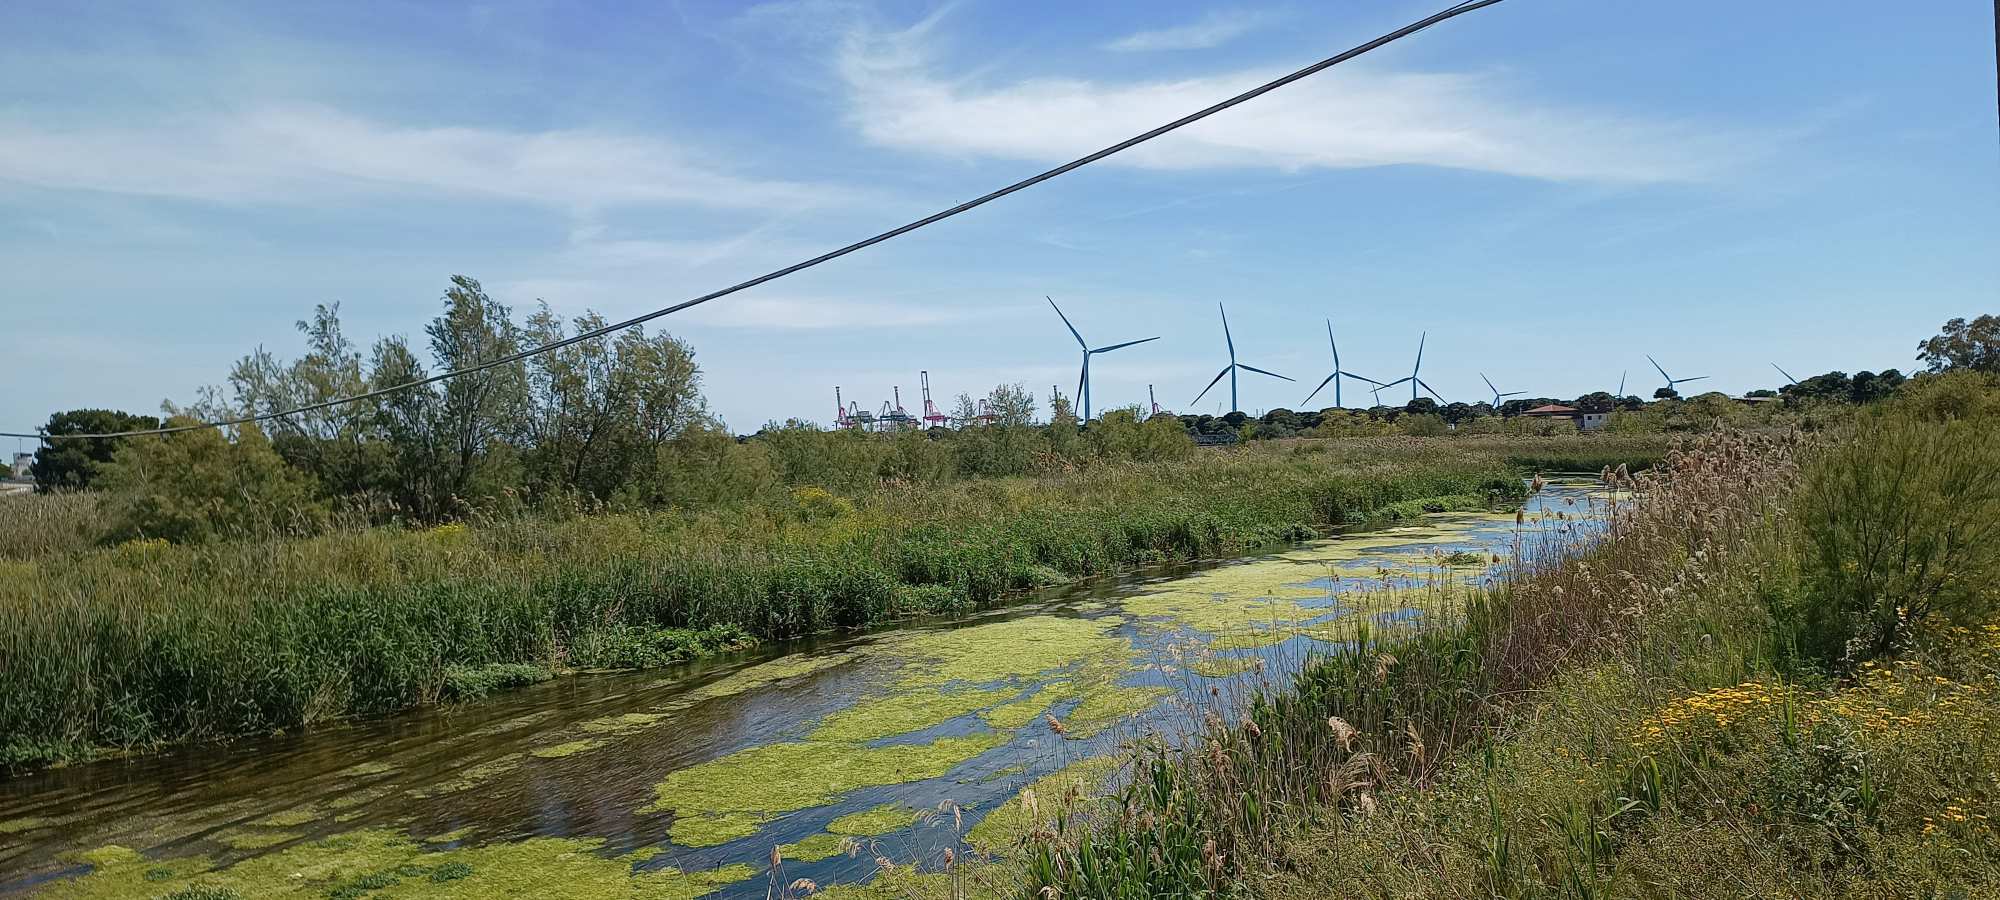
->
0, 429, 1664, 770
1012, 369, 2000, 898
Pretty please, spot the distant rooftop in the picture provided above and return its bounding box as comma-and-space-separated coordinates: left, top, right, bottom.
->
1521, 404, 1579, 416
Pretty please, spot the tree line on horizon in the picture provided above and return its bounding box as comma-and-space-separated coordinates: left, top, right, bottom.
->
16, 283, 1996, 542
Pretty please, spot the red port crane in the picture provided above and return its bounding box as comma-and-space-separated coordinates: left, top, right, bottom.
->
920, 371, 949, 428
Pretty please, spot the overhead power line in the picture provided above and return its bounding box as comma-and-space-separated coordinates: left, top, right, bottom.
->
6, 0, 1505, 442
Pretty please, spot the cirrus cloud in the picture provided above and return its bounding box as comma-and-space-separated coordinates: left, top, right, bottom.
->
839, 18, 1751, 185
0, 105, 847, 213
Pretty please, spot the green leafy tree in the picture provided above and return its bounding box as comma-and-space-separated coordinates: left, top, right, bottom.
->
949, 393, 977, 425
1399, 413, 1448, 436
30, 409, 161, 491
1847, 369, 1904, 404
628, 425, 778, 508
425, 276, 528, 504
227, 302, 381, 497
96, 420, 326, 543
520, 303, 706, 500
1785, 371, 1852, 403
1573, 391, 1616, 414
1916, 314, 2000, 374
1046, 392, 1082, 460
988, 383, 1037, 427
365, 334, 448, 518
956, 384, 1038, 476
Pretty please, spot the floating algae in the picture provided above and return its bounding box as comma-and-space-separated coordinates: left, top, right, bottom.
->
882, 616, 1131, 686
1120, 583, 1319, 635
1063, 683, 1171, 738
827, 803, 922, 836
41, 828, 755, 899
645, 733, 1007, 847
673, 650, 858, 705
636, 616, 1156, 848
1185, 653, 1262, 678
530, 739, 607, 759
579, 712, 667, 735
980, 683, 1071, 730
334, 761, 395, 778
0, 815, 51, 834
779, 832, 852, 862
810, 686, 1018, 743
408, 755, 524, 798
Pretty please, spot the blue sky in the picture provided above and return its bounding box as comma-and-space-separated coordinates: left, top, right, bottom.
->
3, 0, 1995, 434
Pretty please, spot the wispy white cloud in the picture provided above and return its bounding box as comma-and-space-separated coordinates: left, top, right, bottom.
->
1102, 10, 1278, 53
838, 19, 1751, 185
0, 105, 844, 213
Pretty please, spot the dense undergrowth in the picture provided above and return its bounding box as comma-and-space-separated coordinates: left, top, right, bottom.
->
1017, 372, 2000, 898
0, 434, 1659, 770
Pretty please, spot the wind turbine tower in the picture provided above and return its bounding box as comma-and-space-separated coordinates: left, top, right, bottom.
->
1481, 373, 1525, 408
1648, 355, 1709, 396
1373, 333, 1446, 404
1192, 303, 1293, 412
1049, 297, 1158, 421
1302, 320, 1385, 409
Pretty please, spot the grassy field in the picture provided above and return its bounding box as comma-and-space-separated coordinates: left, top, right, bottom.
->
0, 433, 1666, 770
1011, 378, 2000, 898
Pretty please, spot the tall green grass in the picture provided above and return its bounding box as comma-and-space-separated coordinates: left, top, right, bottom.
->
0, 437, 1657, 769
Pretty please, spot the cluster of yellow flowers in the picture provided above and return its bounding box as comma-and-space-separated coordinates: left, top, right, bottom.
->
1631, 680, 1790, 744
1922, 797, 1994, 837
426, 521, 468, 538
1631, 655, 1992, 749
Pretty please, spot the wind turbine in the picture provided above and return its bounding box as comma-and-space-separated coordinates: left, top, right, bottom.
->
1373, 333, 1446, 404
1481, 373, 1525, 408
1771, 363, 1799, 385
1049, 296, 1158, 421
1192, 303, 1293, 412
1302, 320, 1385, 409
1647, 355, 1708, 396
1617, 371, 1627, 398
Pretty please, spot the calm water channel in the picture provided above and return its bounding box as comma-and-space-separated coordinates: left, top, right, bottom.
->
2, 482, 1610, 898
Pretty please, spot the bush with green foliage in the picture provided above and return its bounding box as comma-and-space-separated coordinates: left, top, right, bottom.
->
1787, 382, 2000, 666
95, 420, 327, 543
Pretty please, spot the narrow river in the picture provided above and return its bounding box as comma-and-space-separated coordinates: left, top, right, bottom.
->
2, 482, 1609, 898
